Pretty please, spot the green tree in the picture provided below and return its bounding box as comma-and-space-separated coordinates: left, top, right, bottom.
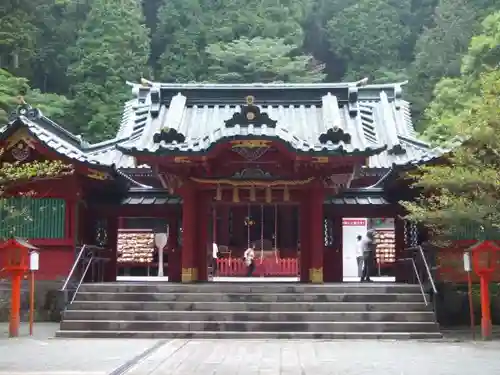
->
422, 11, 500, 144
154, 0, 307, 82
0, 69, 70, 126
206, 37, 325, 83
325, 0, 413, 82
406, 0, 499, 129
67, 0, 150, 141
402, 69, 500, 242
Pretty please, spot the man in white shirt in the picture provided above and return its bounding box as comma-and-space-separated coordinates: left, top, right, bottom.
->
212, 242, 219, 276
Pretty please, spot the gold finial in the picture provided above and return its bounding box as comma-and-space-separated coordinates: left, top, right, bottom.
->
245, 95, 255, 105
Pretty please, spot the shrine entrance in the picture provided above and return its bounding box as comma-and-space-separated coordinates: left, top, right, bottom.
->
210, 203, 300, 281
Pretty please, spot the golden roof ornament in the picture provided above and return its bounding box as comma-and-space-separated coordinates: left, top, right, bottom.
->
245, 95, 255, 105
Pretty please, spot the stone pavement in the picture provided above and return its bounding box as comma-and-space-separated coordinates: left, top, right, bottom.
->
1, 323, 500, 375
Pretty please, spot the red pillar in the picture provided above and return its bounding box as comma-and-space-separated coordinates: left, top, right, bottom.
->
9, 272, 22, 337
299, 194, 310, 283
167, 212, 181, 282
394, 218, 407, 282
308, 185, 325, 283
104, 214, 118, 282
181, 185, 198, 283
197, 193, 210, 282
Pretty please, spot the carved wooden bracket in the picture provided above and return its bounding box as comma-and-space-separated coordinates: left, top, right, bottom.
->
318, 127, 351, 144
153, 128, 186, 144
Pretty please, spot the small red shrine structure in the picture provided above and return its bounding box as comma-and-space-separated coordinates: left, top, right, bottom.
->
0, 81, 443, 283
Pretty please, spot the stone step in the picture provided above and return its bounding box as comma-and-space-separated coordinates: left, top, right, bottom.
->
60, 320, 439, 332
74, 292, 426, 303
68, 300, 432, 312
63, 310, 437, 322
78, 283, 422, 294
55, 330, 443, 340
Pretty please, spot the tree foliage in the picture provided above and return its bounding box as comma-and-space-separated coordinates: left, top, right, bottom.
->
0, 69, 70, 125
402, 70, 500, 241
0, 0, 498, 140
402, 12, 500, 241
206, 37, 325, 83
66, 0, 150, 140
422, 11, 500, 145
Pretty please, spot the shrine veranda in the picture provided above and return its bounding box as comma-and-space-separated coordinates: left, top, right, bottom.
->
1, 81, 471, 284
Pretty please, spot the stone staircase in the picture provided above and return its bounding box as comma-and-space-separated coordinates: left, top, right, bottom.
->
56, 282, 442, 339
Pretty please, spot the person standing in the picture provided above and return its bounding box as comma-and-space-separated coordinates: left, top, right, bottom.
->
355, 235, 363, 278
244, 245, 256, 277
212, 242, 219, 277
360, 230, 376, 282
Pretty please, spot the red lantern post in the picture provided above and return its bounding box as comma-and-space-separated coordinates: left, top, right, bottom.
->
469, 240, 500, 340
0, 238, 39, 337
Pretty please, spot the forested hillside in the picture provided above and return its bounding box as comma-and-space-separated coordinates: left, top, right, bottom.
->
0, 0, 499, 142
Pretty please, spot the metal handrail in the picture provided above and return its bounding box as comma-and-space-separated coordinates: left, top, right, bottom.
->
399, 257, 428, 305
70, 256, 94, 304
404, 245, 438, 295
417, 245, 438, 294
61, 244, 87, 291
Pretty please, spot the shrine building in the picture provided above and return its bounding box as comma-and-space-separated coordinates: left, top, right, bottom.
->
0, 81, 442, 283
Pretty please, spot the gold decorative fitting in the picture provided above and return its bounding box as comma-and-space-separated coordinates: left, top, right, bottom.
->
232, 187, 240, 203
216, 185, 222, 201
312, 157, 329, 164
181, 267, 198, 283
246, 112, 256, 121
246, 95, 255, 105
87, 169, 109, 180
191, 177, 314, 187
265, 187, 272, 203
283, 185, 290, 202
309, 267, 323, 284
174, 156, 192, 163
230, 140, 271, 149
249, 186, 256, 201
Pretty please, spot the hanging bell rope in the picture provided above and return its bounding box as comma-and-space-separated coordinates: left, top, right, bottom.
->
247, 203, 251, 248
265, 187, 272, 203
283, 185, 290, 202
233, 187, 240, 203
216, 185, 222, 201
249, 185, 256, 202
260, 204, 264, 260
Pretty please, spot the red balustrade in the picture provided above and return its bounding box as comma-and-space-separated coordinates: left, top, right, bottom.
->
216, 257, 299, 277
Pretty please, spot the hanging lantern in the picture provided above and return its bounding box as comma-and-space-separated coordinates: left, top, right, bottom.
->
265, 187, 272, 203
249, 186, 256, 201
232, 187, 240, 203
216, 185, 222, 201
283, 185, 290, 202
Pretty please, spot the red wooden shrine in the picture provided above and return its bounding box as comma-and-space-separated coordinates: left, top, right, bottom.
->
0, 82, 444, 283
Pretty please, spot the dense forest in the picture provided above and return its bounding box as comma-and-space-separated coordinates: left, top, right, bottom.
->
0, 0, 499, 143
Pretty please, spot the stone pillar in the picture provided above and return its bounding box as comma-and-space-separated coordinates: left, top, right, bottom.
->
394, 217, 408, 283
299, 195, 310, 283
181, 185, 198, 282
308, 185, 325, 283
